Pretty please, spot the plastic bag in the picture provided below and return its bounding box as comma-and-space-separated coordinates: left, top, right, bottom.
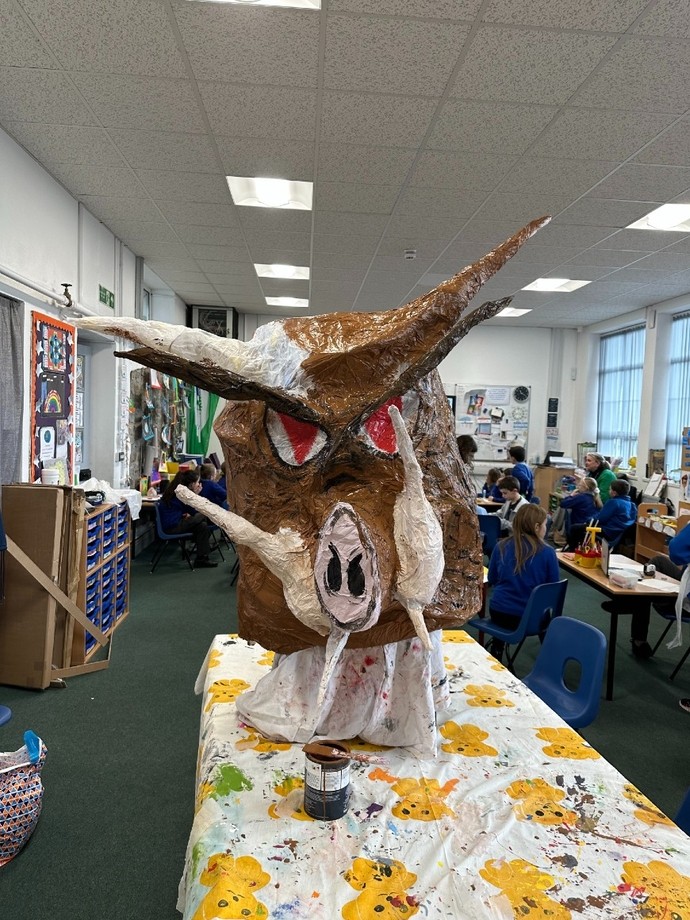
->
0, 731, 47, 867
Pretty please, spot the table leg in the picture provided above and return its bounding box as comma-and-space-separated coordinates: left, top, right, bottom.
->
606, 609, 618, 701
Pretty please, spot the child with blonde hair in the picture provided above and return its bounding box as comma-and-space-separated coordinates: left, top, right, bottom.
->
560, 477, 602, 528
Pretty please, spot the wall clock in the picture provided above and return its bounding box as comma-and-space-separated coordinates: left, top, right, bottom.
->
513, 385, 530, 403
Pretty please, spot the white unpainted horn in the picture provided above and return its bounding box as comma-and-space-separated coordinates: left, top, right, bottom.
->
389, 405, 444, 650
175, 486, 329, 636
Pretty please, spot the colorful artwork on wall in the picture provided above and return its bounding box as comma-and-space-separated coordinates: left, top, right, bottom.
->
30, 312, 75, 484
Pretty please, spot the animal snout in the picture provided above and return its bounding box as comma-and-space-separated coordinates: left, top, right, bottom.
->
314, 503, 381, 632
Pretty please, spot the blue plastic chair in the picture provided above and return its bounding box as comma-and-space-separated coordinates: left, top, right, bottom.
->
522, 616, 607, 728
674, 787, 690, 836
150, 504, 195, 573
0, 705, 11, 726
478, 515, 501, 559
466, 579, 568, 673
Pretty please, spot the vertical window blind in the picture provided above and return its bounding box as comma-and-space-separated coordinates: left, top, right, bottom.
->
665, 311, 690, 474
596, 324, 645, 464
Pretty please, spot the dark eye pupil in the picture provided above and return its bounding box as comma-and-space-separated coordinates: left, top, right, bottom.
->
327, 544, 342, 591
347, 553, 365, 597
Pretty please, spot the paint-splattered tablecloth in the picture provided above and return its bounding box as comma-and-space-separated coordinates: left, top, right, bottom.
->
177, 632, 690, 919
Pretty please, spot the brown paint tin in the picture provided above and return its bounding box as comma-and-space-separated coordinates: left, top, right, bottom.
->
303, 740, 351, 820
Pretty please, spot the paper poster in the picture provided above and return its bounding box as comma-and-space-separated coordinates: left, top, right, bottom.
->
31, 312, 75, 483
454, 383, 531, 462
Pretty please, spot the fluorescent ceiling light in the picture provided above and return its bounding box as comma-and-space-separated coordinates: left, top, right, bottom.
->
266, 296, 309, 308
497, 307, 532, 318
628, 204, 690, 232
227, 175, 313, 210
255, 263, 310, 280
186, 1, 320, 8
521, 278, 590, 292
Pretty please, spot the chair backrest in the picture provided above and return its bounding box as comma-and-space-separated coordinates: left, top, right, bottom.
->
523, 616, 607, 728
529, 496, 541, 505
478, 515, 501, 557
154, 502, 192, 540
521, 579, 568, 635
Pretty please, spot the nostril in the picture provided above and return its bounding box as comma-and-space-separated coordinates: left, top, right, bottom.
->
323, 472, 357, 491
347, 553, 365, 597
326, 543, 342, 591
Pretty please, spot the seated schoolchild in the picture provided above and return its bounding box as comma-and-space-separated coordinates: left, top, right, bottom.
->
560, 478, 602, 548
482, 467, 504, 502
508, 445, 534, 499
199, 462, 227, 507
566, 478, 636, 551
486, 504, 560, 662
158, 469, 218, 569
490, 476, 529, 534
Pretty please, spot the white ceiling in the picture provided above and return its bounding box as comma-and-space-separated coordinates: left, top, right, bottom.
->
3, 0, 690, 327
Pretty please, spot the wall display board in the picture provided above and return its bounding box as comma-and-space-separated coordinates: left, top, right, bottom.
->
30, 312, 75, 484
454, 384, 530, 464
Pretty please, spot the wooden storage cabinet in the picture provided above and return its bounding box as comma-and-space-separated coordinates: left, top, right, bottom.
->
533, 465, 576, 508
71, 501, 131, 665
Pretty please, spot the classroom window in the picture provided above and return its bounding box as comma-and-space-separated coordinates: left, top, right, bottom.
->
596, 325, 645, 464
665, 311, 690, 474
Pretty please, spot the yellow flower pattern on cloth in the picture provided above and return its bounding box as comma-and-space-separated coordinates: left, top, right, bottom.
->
208, 649, 221, 669
205, 678, 251, 711
390, 777, 459, 822
506, 779, 577, 826
441, 630, 474, 643
440, 722, 498, 757
623, 784, 675, 827
268, 774, 313, 821
192, 853, 269, 920
257, 650, 274, 667
342, 857, 419, 920
535, 728, 599, 760
620, 860, 690, 917
235, 729, 291, 753
464, 683, 515, 708
480, 858, 571, 920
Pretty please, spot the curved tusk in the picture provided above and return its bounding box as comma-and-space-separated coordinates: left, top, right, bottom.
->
389, 406, 444, 650
175, 486, 329, 636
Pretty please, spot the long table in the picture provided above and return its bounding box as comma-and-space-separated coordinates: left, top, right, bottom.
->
558, 553, 680, 701
177, 632, 690, 919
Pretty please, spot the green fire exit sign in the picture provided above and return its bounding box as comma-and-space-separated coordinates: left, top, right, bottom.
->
99, 285, 115, 309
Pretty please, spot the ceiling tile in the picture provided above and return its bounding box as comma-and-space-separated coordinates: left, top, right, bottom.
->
475, 192, 571, 224
664, 236, 690, 254
318, 144, 416, 185
200, 82, 316, 141
320, 92, 438, 147
450, 27, 616, 105
80, 195, 156, 222
243, 231, 312, 252
135, 240, 191, 260
197, 263, 257, 280
427, 99, 558, 154
313, 233, 384, 255
71, 73, 206, 132
259, 279, 310, 298
633, 0, 690, 37
217, 137, 315, 181
324, 15, 470, 95
4, 122, 124, 166
375, 237, 448, 260
185, 244, 250, 262
533, 223, 620, 249
171, 282, 218, 295
395, 187, 487, 219
605, 267, 686, 284
564, 249, 652, 268
557, 198, 656, 227
572, 37, 690, 114
0, 1, 55, 67
633, 119, 690, 167
152, 270, 208, 284
311, 265, 368, 284
135, 170, 230, 203
155, 201, 240, 228
385, 213, 463, 241
146, 259, 201, 274
314, 212, 389, 237
530, 108, 677, 160
25, 0, 186, 77
482, 0, 650, 31
410, 149, 517, 191
107, 220, 180, 243
586, 163, 690, 201
175, 5, 320, 86
174, 226, 245, 247
328, 0, 483, 18
628, 251, 690, 272
248, 249, 311, 266
48, 164, 146, 199
314, 181, 400, 214
0, 68, 96, 123
497, 158, 619, 197
108, 129, 221, 173
236, 209, 312, 234
593, 228, 675, 251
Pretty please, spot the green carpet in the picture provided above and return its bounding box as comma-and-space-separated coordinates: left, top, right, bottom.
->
1, 549, 688, 917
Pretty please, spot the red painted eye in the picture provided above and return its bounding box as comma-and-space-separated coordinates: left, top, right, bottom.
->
266, 409, 327, 466
359, 391, 419, 455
